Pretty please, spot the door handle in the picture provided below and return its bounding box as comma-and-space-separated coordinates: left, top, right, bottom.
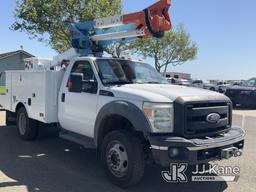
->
61, 93, 65, 102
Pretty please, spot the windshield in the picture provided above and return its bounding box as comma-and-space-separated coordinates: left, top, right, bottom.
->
244, 78, 256, 87
95, 59, 168, 85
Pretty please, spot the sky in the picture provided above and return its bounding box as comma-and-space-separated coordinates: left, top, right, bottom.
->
1, 0, 256, 80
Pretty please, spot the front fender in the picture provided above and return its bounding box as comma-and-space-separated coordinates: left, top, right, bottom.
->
94, 100, 151, 147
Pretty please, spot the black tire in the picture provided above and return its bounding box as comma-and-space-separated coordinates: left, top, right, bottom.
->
17, 107, 38, 140
101, 130, 145, 188
5, 111, 16, 126
210, 87, 215, 91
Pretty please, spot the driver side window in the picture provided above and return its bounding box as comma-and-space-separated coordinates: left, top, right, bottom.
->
70, 61, 98, 94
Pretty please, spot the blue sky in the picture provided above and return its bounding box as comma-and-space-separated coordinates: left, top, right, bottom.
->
1, 0, 256, 80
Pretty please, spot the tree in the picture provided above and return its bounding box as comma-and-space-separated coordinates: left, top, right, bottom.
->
105, 42, 131, 58
129, 24, 198, 74
11, 0, 122, 53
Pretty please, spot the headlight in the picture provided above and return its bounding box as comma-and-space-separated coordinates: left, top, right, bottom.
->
143, 102, 174, 133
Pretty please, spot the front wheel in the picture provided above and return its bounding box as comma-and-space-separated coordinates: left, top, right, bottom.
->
101, 130, 145, 188
17, 107, 38, 140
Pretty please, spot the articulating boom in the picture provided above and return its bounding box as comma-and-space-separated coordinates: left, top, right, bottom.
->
65, 0, 172, 56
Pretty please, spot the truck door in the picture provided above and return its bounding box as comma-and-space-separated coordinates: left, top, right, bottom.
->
59, 60, 98, 138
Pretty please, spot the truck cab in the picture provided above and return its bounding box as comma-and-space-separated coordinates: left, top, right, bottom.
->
58, 57, 169, 137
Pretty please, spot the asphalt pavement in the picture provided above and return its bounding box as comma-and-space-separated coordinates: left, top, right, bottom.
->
0, 111, 255, 192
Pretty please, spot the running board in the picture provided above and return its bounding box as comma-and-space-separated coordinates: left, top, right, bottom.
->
59, 131, 96, 149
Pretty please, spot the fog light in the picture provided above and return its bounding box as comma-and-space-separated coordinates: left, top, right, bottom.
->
169, 148, 179, 158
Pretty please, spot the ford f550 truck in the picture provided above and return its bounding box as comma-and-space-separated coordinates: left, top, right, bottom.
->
0, 0, 244, 187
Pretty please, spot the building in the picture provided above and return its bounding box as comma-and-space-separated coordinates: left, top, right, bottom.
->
0, 50, 34, 85
163, 72, 191, 80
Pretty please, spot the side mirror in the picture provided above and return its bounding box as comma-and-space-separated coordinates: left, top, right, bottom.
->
68, 73, 83, 93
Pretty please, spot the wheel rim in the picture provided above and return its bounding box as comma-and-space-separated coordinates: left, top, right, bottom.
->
18, 113, 26, 135
106, 141, 128, 178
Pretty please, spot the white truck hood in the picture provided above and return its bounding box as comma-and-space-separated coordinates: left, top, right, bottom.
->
109, 84, 228, 103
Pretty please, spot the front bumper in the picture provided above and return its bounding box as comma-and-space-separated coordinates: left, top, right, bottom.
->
149, 126, 245, 167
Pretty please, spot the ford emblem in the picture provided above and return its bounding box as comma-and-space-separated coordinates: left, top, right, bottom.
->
206, 113, 220, 124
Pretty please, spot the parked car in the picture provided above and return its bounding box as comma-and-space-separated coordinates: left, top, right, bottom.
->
167, 77, 180, 85
191, 79, 204, 89
217, 81, 232, 93
203, 81, 218, 91
167, 78, 191, 86
179, 79, 192, 86
232, 81, 245, 86
203, 81, 231, 93
225, 78, 256, 108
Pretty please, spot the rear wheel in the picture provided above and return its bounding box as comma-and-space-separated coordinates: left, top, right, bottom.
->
5, 111, 16, 126
101, 130, 145, 188
17, 107, 38, 140
210, 87, 215, 91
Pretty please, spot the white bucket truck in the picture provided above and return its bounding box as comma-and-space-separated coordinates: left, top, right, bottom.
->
0, 0, 245, 187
